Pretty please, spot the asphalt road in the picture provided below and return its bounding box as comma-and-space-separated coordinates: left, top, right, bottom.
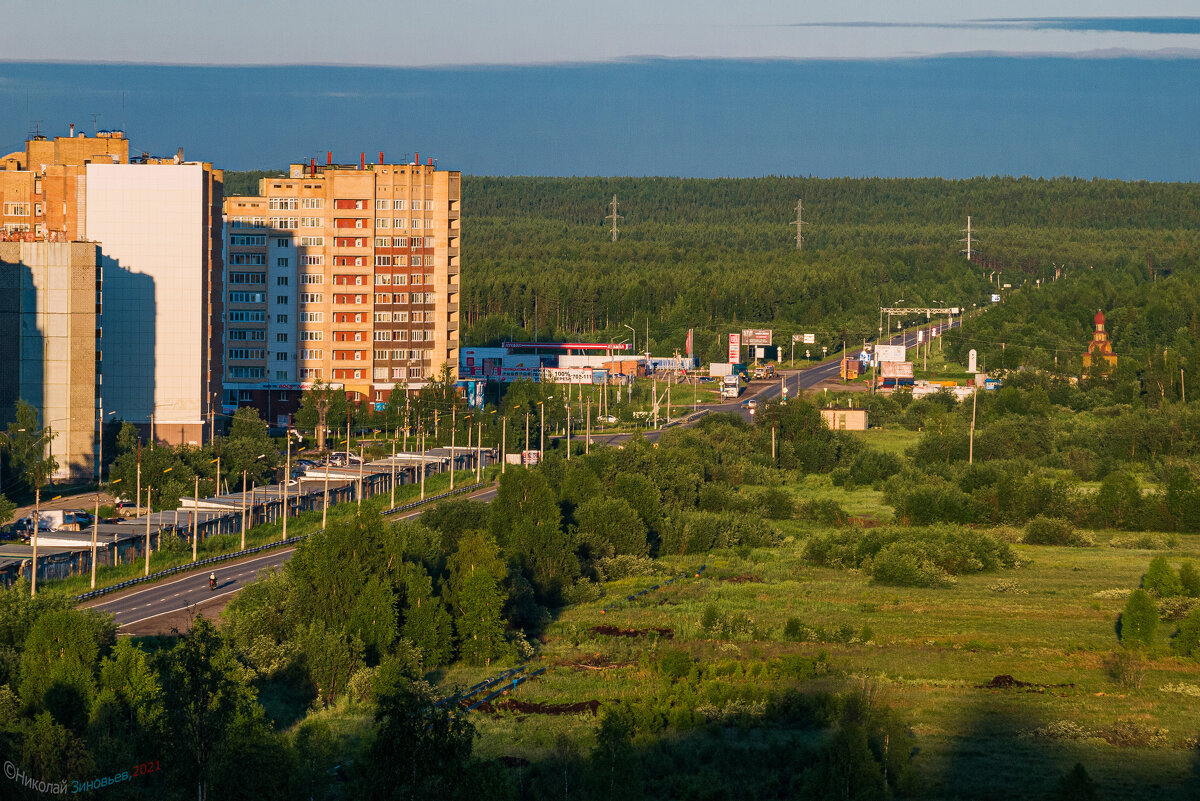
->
84, 485, 498, 631
81, 320, 959, 631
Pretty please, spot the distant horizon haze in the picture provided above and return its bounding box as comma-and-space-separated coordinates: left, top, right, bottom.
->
1, 57, 1196, 181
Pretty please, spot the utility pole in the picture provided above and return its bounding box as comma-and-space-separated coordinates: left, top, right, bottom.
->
357, 443, 364, 509
476, 420, 483, 481
605, 194, 622, 242
961, 216, 976, 262
539, 401, 545, 455
969, 382, 978, 465
91, 493, 99, 589
144, 485, 151, 576
791, 198, 807, 251
192, 474, 199, 562
585, 397, 591, 454
500, 417, 506, 475
420, 429, 426, 498
321, 461, 329, 530
450, 407, 456, 490
565, 403, 571, 460
524, 411, 530, 455
31, 484, 39, 596
241, 470, 248, 548
390, 438, 397, 508
282, 430, 291, 539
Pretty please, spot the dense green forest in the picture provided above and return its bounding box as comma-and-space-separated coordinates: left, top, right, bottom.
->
219, 171, 1200, 361
459, 176, 1200, 361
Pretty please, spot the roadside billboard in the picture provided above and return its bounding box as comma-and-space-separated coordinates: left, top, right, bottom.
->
875, 344, 906, 363
741, 329, 772, 346
728, 333, 741, 362
881, 361, 914, 379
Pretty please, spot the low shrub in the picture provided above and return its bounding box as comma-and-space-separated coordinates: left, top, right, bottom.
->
1143, 555, 1184, 597
1106, 649, 1147, 689
1108, 533, 1180, 550
804, 525, 1015, 585
1118, 589, 1159, 649
1157, 596, 1198, 622
597, 554, 661, 581
1172, 608, 1200, 658
798, 499, 850, 527
657, 649, 693, 679
1023, 516, 1092, 546
1098, 719, 1170, 748
1180, 560, 1200, 597
872, 542, 955, 588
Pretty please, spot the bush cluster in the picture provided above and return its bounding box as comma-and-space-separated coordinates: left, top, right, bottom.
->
1023, 515, 1093, 546
803, 525, 1015, 587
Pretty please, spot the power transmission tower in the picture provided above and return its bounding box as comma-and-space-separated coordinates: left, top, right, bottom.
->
605, 195, 622, 242
791, 199, 807, 251
961, 215, 977, 262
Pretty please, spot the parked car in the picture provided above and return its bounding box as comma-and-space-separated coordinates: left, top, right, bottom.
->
598, 415, 618, 424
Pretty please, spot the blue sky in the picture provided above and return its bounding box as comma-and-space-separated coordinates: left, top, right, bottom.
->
3, 1, 1199, 65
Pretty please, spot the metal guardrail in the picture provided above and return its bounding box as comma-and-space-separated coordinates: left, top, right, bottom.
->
74, 482, 488, 604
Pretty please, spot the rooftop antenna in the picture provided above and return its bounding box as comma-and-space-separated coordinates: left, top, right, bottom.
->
791, 198, 807, 251
961, 215, 977, 262
121, 91, 126, 132
89, 113, 101, 136
605, 194, 622, 242
29, 120, 43, 139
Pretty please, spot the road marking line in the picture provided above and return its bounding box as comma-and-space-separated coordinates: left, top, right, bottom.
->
80, 548, 298, 610
118, 588, 244, 629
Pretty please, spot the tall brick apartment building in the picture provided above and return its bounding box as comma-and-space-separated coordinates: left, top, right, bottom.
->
222, 153, 460, 420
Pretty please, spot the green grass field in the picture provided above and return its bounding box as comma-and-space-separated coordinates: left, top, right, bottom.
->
437, 531, 1200, 800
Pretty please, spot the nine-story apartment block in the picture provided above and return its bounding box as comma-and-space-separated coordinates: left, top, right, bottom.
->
222, 152, 460, 420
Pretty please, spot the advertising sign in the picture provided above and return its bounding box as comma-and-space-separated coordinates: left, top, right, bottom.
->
541, 367, 599, 385
875, 344, 906, 363
991, 294, 1001, 303
803, 333, 815, 344
881, 361, 914, 379
741, 329, 772, 346
968, 349, 978, 373
754, 346, 765, 360
728, 333, 741, 362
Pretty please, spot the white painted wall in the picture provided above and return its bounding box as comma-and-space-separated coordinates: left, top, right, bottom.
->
86, 163, 205, 427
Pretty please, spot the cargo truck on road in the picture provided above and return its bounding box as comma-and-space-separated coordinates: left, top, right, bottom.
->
721, 374, 741, 399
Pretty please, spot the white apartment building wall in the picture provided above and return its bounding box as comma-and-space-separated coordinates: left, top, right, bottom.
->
85, 163, 206, 437
267, 234, 297, 383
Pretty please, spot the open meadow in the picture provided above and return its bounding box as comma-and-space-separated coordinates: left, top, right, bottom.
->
438, 521, 1200, 800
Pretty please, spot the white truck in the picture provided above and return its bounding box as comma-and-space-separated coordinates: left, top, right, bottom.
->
721, 374, 741, 399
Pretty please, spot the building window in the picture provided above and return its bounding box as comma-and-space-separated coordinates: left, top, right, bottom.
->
393, 312, 409, 322
3, 203, 30, 216
392, 367, 406, 379
229, 234, 266, 246
276, 371, 288, 379
411, 200, 422, 211
300, 236, 324, 247
228, 348, 266, 360
301, 198, 323, 209
375, 237, 389, 247
300, 349, 323, 360
374, 350, 389, 360
299, 312, 323, 323
268, 198, 298, 210
375, 293, 391, 304
300, 368, 322, 379
276, 352, 289, 361
375, 218, 390, 228
229, 310, 267, 322
276, 295, 289, 305
392, 237, 408, 247
374, 330, 392, 341
393, 199, 406, 210
394, 293, 409, 304
276, 333, 288, 342
300, 331, 322, 341
395, 330, 409, 341
376, 199, 390, 210
374, 255, 391, 267
300, 273, 323, 285
410, 218, 421, 229
228, 291, 266, 303
394, 218, 407, 229
229, 253, 266, 266
425, 201, 435, 211
277, 314, 288, 323
299, 293, 324, 304
277, 275, 289, 285
302, 255, 324, 265
228, 272, 265, 284
277, 258, 289, 268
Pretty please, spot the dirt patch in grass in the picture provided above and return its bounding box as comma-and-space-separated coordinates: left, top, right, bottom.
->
557, 653, 633, 670
478, 699, 601, 716
978, 674, 1076, 692
590, 624, 674, 639
724, 574, 763, 584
